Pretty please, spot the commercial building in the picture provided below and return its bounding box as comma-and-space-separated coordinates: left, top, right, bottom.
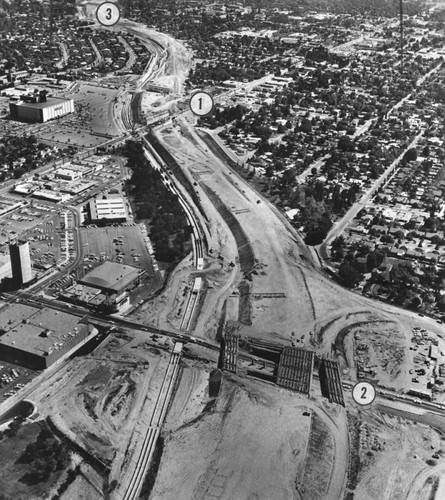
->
14, 183, 36, 195
54, 168, 82, 181
61, 261, 144, 313
79, 261, 142, 293
0, 197, 24, 216
89, 195, 128, 223
32, 189, 70, 203
9, 96, 74, 123
0, 304, 97, 369
9, 239, 34, 287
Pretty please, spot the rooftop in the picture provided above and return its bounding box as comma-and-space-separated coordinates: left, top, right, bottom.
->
14, 97, 73, 109
0, 304, 91, 356
79, 261, 141, 293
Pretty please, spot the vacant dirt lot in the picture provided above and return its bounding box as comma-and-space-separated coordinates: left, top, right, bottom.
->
152, 372, 349, 500
26, 330, 171, 469
346, 405, 445, 500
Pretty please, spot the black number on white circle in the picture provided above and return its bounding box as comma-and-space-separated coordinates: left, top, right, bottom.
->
96, 2, 120, 26
189, 91, 214, 116
352, 381, 376, 406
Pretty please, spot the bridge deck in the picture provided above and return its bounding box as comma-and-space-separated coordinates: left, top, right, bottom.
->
276, 347, 314, 395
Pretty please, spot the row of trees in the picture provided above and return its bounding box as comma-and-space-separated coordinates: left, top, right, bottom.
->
123, 141, 192, 264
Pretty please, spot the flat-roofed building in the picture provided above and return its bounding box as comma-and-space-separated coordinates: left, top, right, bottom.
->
32, 190, 70, 203
0, 304, 97, 369
9, 97, 74, 123
79, 261, 141, 294
54, 168, 82, 181
89, 195, 128, 223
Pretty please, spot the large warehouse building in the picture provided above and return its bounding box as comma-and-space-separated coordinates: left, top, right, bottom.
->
0, 304, 97, 369
9, 96, 74, 123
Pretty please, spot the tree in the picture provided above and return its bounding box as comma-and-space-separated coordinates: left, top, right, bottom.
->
338, 135, 354, 151
404, 147, 418, 162
265, 165, 274, 177
338, 262, 363, 288
381, 234, 395, 244
300, 117, 312, 133
366, 253, 378, 272
409, 295, 422, 310
331, 235, 345, 250
305, 230, 326, 246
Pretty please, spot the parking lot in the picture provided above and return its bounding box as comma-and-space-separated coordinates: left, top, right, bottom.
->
36, 126, 109, 149
80, 223, 155, 277
0, 209, 73, 276
0, 360, 36, 403
0, 204, 58, 247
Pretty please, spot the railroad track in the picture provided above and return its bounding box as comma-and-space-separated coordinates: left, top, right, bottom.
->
121, 344, 182, 500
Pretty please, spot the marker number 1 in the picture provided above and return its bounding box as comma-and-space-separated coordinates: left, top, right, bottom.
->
190, 91, 214, 116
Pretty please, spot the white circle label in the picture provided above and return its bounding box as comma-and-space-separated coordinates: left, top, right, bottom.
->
189, 91, 214, 116
352, 381, 376, 406
96, 2, 121, 26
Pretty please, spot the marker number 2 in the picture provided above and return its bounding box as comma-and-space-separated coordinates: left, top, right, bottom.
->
352, 382, 376, 406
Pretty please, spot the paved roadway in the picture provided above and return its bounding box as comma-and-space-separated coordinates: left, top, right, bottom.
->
318, 131, 424, 261
118, 36, 137, 73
